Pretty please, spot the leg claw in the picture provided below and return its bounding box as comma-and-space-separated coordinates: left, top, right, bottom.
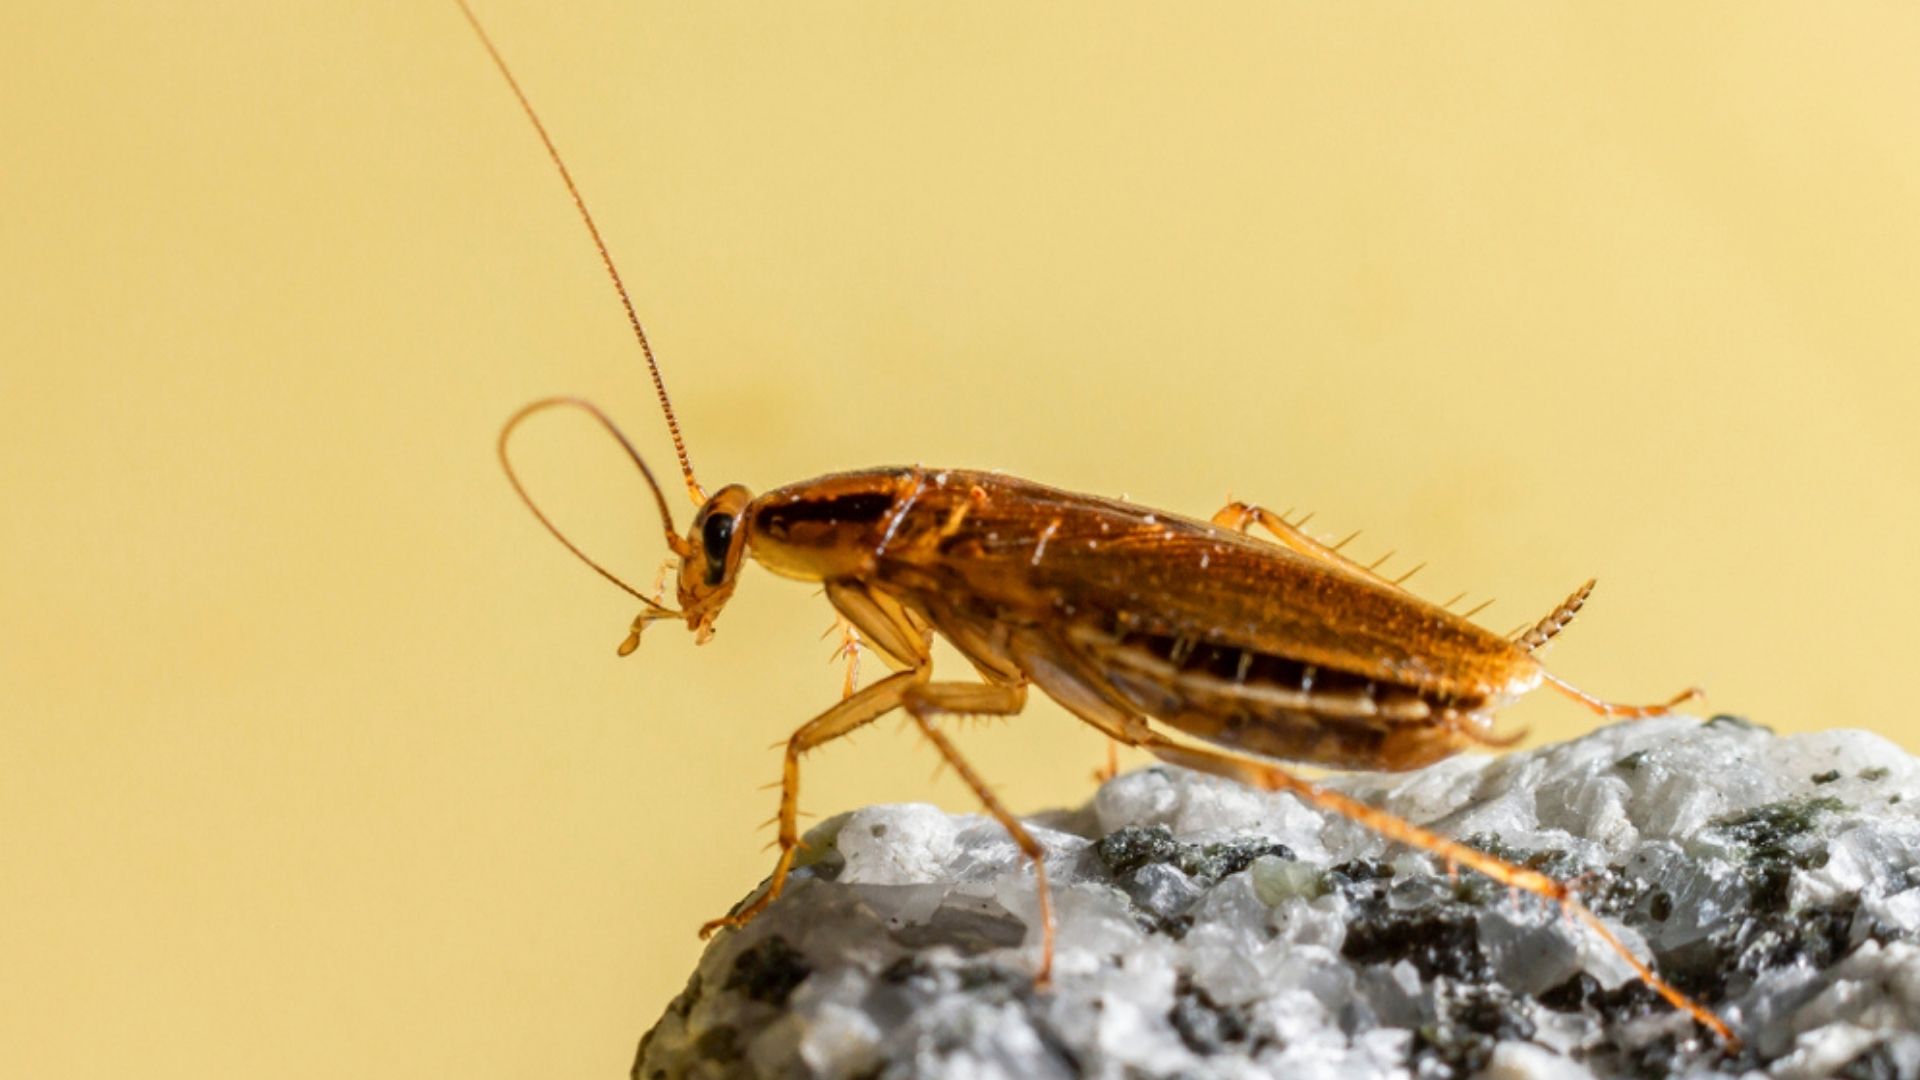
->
698, 916, 742, 940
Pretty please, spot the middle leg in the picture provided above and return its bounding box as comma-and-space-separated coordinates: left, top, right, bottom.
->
898, 680, 1058, 983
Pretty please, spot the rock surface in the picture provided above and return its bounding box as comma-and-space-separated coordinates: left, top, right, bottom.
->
635, 717, 1920, 1079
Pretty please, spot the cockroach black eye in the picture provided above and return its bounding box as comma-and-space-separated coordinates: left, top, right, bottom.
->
702, 512, 736, 585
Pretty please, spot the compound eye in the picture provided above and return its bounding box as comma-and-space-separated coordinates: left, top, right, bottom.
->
701, 512, 736, 585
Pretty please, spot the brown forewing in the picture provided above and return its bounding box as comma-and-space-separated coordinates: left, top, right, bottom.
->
870, 469, 1531, 701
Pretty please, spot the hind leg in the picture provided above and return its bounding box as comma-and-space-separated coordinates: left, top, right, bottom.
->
1013, 635, 1734, 1043
1132, 732, 1733, 1044
1211, 501, 1423, 590
1543, 672, 1703, 720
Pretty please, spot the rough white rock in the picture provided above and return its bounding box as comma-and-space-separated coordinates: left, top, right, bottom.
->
635, 717, 1920, 1079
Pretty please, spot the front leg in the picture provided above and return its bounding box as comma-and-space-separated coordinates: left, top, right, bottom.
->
698, 667, 927, 938
703, 581, 934, 938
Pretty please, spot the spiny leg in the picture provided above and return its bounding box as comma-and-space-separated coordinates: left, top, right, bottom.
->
698, 667, 926, 938
900, 681, 1058, 985
1543, 672, 1703, 720
1134, 732, 1735, 1045
1211, 501, 1419, 592
701, 580, 936, 937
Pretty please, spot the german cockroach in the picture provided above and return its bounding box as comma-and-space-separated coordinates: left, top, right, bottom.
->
458, 0, 1736, 1046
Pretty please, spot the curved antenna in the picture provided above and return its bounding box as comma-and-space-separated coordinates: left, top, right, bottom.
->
498, 397, 691, 618
456, 0, 707, 506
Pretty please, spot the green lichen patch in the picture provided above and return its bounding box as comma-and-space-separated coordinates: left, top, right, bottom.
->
1249, 854, 1321, 905
1709, 795, 1845, 914
1458, 833, 1595, 888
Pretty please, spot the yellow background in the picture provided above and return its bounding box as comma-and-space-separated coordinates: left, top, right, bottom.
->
5, 3, 1918, 1076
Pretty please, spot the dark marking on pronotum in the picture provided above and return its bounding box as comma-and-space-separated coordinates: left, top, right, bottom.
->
755, 493, 896, 539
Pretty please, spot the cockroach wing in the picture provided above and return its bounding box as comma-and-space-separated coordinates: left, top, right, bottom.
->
876, 470, 1531, 702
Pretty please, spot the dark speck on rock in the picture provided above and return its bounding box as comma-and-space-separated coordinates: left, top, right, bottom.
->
1342, 884, 1493, 983
1094, 824, 1183, 876
1539, 971, 1660, 1022
1407, 985, 1535, 1080
1706, 713, 1772, 733
723, 935, 811, 1007
1094, 824, 1293, 883
1168, 976, 1250, 1054
691, 1024, 742, 1064
1323, 858, 1396, 899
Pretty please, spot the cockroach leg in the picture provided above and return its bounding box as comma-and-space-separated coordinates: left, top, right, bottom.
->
698, 668, 925, 939
826, 617, 864, 699
1133, 732, 1737, 1046
1542, 673, 1704, 721
1211, 501, 1410, 592
899, 680, 1056, 985
1093, 740, 1121, 783
1515, 579, 1596, 654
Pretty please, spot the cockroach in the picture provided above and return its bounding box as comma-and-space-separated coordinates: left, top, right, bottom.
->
457, 0, 1736, 1046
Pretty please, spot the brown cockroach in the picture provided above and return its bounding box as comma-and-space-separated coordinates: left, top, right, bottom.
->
458, 0, 1736, 1046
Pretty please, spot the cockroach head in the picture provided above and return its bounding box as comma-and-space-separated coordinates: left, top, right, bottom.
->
675, 484, 754, 643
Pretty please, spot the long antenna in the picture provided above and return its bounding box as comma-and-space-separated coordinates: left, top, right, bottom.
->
456, 0, 707, 506
498, 396, 689, 611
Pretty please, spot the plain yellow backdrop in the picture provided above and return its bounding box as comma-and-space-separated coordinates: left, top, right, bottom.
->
5, 3, 1918, 1077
